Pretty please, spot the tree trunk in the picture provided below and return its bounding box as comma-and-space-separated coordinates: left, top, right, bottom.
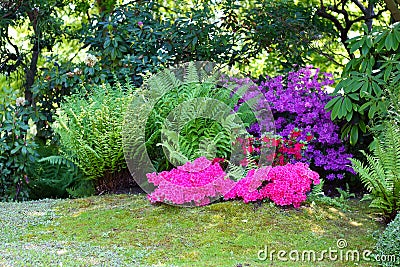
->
384, 0, 400, 22
366, 2, 375, 32
24, 44, 39, 107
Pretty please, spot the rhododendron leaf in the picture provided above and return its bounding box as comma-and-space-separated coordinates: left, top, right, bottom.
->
350, 126, 358, 145
344, 97, 352, 113
359, 120, 367, 133
325, 96, 340, 110
345, 109, 353, 122
330, 100, 341, 120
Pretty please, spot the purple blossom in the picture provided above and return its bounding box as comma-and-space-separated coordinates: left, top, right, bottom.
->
227, 66, 354, 179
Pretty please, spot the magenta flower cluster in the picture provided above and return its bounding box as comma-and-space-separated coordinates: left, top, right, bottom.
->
147, 157, 235, 206
147, 157, 319, 207
224, 162, 320, 208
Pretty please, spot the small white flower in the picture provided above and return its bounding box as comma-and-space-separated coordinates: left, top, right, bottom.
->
85, 54, 98, 67
66, 71, 74, 77
338, 88, 345, 96
372, 69, 381, 74
324, 86, 335, 94
15, 97, 26, 107
28, 119, 37, 137
73, 68, 82, 75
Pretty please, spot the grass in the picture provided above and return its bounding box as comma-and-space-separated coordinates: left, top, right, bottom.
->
0, 194, 385, 266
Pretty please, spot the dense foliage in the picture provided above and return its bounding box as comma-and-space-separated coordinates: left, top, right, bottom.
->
123, 62, 256, 173
350, 122, 400, 223
375, 212, 400, 266
54, 82, 134, 191
0, 99, 38, 200
326, 23, 400, 145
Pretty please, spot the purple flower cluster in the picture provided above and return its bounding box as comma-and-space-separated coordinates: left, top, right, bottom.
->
228, 66, 354, 179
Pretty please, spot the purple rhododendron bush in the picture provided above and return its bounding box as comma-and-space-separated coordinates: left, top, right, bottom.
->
230, 66, 354, 180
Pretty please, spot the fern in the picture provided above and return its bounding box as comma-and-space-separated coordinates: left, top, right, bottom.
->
27, 151, 89, 199
139, 62, 256, 171
55, 82, 134, 182
350, 122, 400, 222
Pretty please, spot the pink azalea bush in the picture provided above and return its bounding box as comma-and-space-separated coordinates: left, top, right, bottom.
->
147, 157, 320, 207
147, 157, 235, 206
224, 162, 320, 208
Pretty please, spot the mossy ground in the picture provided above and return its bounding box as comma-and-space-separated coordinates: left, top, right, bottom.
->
1, 194, 385, 266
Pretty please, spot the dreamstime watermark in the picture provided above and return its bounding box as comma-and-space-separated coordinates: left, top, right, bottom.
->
257, 239, 398, 263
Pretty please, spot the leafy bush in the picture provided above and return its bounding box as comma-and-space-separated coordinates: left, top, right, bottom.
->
236, 130, 310, 167
54, 81, 134, 191
27, 150, 93, 199
325, 23, 400, 145
350, 122, 400, 222
0, 98, 38, 201
375, 212, 400, 266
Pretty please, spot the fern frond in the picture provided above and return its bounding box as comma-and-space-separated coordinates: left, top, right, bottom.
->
184, 61, 200, 83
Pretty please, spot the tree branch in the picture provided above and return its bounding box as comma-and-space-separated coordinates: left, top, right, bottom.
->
351, 0, 367, 15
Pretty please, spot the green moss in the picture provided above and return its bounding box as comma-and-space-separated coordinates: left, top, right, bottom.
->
2, 195, 384, 266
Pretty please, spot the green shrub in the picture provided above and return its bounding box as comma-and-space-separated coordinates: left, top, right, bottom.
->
325, 23, 400, 145
375, 212, 400, 266
27, 146, 93, 199
0, 99, 38, 201
350, 121, 400, 222
54, 81, 134, 189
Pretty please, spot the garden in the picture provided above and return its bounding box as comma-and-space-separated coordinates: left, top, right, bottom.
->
0, 0, 400, 266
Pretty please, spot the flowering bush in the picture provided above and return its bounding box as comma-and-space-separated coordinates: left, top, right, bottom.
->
228, 67, 354, 179
147, 157, 319, 208
147, 157, 235, 206
224, 162, 320, 208
236, 129, 309, 167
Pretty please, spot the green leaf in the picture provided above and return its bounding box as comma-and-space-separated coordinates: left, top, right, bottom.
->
348, 93, 359, 101
385, 34, 393, 50
359, 120, 367, 133
338, 99, 347, 119
324, 96, 340, 110
345, 109, 353, 122
330, 100, 341, 120
359, 102, 371, 112
368, 103, 377, 119
341, 124, 351, 139
350, 39, 365, 53
10, 146, 21, 154
344, 97, 352, 112
372, 81, 382, 96
350, 126, 358, 145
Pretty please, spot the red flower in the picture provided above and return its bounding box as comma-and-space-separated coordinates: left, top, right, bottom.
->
212, 158, 225, 165
290, 129, 301, 138
240, 158, 249, 167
